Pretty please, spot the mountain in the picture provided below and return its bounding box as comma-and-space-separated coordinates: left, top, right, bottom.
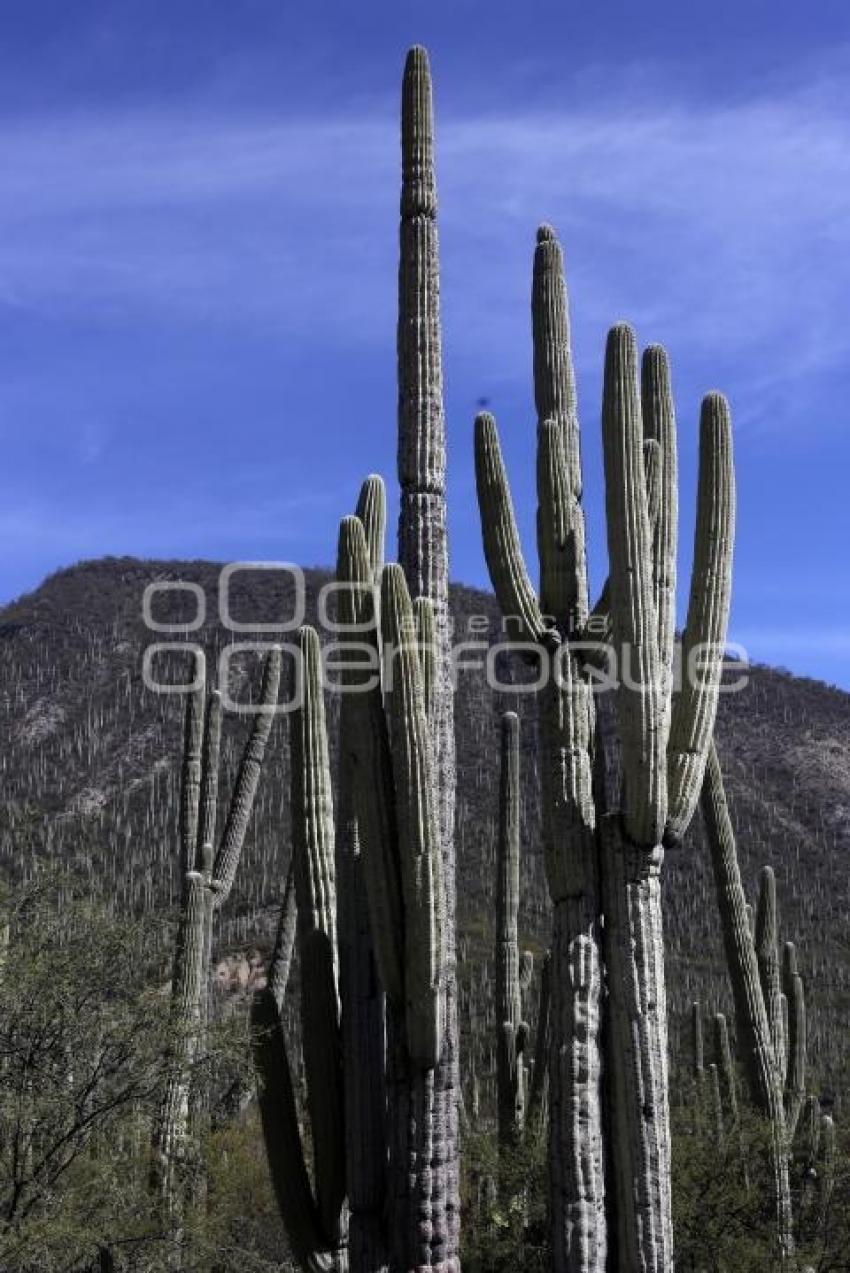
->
1, 556, 848, 1105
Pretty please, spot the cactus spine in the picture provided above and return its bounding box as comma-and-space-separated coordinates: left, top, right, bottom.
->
153, 647, 281, 1239
475, 224, 735, 1270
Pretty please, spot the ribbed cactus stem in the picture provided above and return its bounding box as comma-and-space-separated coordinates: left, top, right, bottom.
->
755, 866, 785, 1084
212, 648, 282, 904
713, 1013, 739, 1127
496, 712, 524, 1149
700, 743, 794, 1261
601, 322, 666, 846
291, 627, 345, 1244
666, 393, 735, 844
528, 949, 551, 1128
783, 942, 807, 1140
356, 473, 387, 582
640, 345, 678, 695
475, 411, 548, 645
532, 223, 587, 631
336, 515, 405, 1005
414, 596, 437, 722
156, 648, 280, 1239
396, 45, 459, 1270
381, 564, 444, 1069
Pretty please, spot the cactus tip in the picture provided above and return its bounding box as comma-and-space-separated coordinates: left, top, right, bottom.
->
536, 222, 556, 243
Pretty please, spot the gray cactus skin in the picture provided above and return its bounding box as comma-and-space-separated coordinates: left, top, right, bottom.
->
153, 646, 281, 1239
475, 220, 735, 1270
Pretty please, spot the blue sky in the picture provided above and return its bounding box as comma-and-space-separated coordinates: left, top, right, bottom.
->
1, 1, 849, 687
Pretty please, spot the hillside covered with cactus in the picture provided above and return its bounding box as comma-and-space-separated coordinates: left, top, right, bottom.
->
1, 553, 848, 1109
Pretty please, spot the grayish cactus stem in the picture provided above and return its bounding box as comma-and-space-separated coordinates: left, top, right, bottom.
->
254, 629, 346, 1272
475, 411, 548, 645
381, 564, 445, 1070
783, 942, 807, 1140
755, 866, 786, 1089
601, 322, 666, 848
336, 513, 405, 1007
713, 1013, 739, 1127
395, 45, 459, 1270
532, 223, 587, 631
496, 712, 525, 1150
528, 949, 551, 1129
356, 473, 387, 582
414, 595, 437, 722
339, 480, 390, 1273
596, 697, 672, 1273
291, 627, 346, 1243
155, 647, 281, 1239
665, 393, 735, 844
640, 346, 678, 697
700, 742, 794, 1262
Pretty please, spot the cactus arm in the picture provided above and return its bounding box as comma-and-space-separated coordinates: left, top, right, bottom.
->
527, 949, 551, 1127
666, 393, 735, 843
600, 322, 666, 847
290, 626, 345, 1244
381, 564, 444, 1069
267, 857, 297, 1011
783, 942, 807, 1140
197, 690, 222, 871
179, 653, 206, 875
755, 866, 786, 1085
336, 516, 405, 1004
413, 596, 437, 722
640, 346, 678, 689
474, 410, 549, 646
356, 473, 387, 582
700, 742, 794, 1259
532, 224, 587, 631
496, 712, 524, 1149
212, 647, 282, 905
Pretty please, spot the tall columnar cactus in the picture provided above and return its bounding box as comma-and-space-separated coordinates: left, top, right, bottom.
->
153, 646, 281, 1233
700, 742, 812, 1262
256, 471, 450, 1272
252, 627, 345, 1273
474, 224, 735, 1271
495, 712, 527, 1152
395, 44, 460, 1270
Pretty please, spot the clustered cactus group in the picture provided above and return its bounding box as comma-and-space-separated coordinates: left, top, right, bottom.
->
151, 40, 837, 1273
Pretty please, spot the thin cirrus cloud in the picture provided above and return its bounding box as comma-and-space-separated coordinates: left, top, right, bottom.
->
0, 65, 848, 689
0, 78, 847, 398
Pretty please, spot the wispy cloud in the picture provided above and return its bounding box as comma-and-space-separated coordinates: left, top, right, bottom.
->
0, 76, 848, 420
